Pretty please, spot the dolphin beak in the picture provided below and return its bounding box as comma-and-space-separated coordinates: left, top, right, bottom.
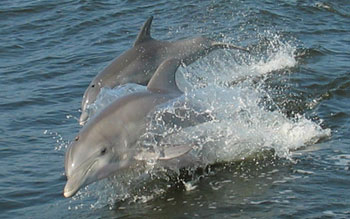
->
63, 179, 79, 198
63, 159, 97, 198
79, 111, 88, 126
63, 171, 87, 198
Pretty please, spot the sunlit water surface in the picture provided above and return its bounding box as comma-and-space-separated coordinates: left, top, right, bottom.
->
0, 0, 349, 218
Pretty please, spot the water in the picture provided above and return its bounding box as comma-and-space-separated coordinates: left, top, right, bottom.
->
1, 0, 349, 218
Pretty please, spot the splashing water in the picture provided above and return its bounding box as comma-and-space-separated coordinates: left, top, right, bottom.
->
71, 34, 330, 209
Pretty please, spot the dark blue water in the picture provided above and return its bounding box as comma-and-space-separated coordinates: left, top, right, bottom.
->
1, 0, 349, 218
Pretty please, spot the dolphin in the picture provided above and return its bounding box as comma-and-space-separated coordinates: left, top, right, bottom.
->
80, 16, 248, 125
64, 58, 194, 198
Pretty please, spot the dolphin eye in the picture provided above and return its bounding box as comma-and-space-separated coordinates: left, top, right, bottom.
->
91, 84, 95, 88
100, 148, 107, 155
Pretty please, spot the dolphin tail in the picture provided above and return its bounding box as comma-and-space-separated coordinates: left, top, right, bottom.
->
212, 42, 250, 53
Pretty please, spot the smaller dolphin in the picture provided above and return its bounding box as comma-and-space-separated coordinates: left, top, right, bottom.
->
80, 16, 248, 125
64, 58, 193, 198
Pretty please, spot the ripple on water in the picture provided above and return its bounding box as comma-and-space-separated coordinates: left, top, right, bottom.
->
1, 0, 349, 218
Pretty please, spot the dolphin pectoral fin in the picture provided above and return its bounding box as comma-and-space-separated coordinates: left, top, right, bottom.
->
147, 58, 182, 94
158, 144, 192, 160
134, 16, 154, 46
134, 144, 192, 161
134, 151, 155, 161
211, 42, 250, 53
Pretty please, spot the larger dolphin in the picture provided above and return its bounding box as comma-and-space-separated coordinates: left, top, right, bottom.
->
80, 16, 248, 125
64, 58, 193, 198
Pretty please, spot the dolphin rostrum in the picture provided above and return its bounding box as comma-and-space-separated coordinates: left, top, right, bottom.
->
80, 16, 248, 125
64, 58, 194, 198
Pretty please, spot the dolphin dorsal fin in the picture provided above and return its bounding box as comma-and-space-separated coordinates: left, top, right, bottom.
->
147, 58, 182, 94
134, 16, 154, 46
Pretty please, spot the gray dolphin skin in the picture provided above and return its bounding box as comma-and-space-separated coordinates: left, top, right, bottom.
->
80, 16, 248, 125
64, 58, 192, 198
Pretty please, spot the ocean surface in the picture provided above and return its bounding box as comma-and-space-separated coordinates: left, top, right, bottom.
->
1, 0, 349, 218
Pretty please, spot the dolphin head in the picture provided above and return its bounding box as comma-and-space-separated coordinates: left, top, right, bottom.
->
63, 123, 131, 198
80, 82, 102, 125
